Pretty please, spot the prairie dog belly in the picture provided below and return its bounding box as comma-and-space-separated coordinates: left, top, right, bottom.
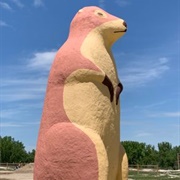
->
63, 71, 121, 178
63, 79, 119, 138
64, 81, 109, 129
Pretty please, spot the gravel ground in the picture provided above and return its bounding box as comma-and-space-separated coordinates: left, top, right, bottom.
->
0, 163, 34, 180
0, 173, 134, 180
0, 172, 33, 180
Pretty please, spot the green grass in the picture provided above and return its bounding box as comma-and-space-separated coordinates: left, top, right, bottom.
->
129, 170, 180, 180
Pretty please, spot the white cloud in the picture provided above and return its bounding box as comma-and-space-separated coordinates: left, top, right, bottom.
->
99, 0, 105, 9
136, 132, 152, 137
0, 2, 12, 10
1, 78, 45, 86
0, 122, 23, 127
0, 55, 48, 147
1, 50, 56, 103
134, 100, 168, 109
0, 122, 39, 127
34, 0, 44, 7
27, 50, 56, 71
163, 112, 180, 117
11, 0, 24, 8
1, 78, 47, 102
0, 20, 9, 27
150, 111, 180, 118
1, 109, 21, 119
121, 120, 141, 126
0, 50, 54, 132
119, 57, 169, 88
115, 0, 130, 7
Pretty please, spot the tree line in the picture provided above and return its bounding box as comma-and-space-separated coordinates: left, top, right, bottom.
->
0, 136, 179, 169
0, 136, 35, 163
122, 141, 180, 169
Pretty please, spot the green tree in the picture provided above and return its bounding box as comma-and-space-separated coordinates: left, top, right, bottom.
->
158, 142, 173, 169
121, 141, 179, 169
0, 136, 30, 163
172, 146, 180, 169
143, 144, 158, 165
122, 141, 146, 165
26, 149, 36, 162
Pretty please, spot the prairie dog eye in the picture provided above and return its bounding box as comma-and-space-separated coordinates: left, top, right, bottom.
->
97, 12, 103, 16
94, 10, 107, 18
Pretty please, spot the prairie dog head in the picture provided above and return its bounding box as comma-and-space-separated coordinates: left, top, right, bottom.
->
70, 6, 127, 45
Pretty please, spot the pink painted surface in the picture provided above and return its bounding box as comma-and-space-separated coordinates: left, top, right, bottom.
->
34, 123, 98, 179
34, 6, 125, 180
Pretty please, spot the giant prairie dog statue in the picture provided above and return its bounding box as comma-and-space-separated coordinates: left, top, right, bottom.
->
34, 6, 128, 180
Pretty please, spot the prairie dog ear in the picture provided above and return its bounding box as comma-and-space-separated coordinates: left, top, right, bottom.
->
78, 9, 84, 13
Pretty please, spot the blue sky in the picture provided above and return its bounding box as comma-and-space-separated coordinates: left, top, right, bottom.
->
0, 0, 179, 151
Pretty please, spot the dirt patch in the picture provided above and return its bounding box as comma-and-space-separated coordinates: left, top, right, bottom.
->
0, 164, 34, 180
0, 173, 33, 180
15, 163, 34, 174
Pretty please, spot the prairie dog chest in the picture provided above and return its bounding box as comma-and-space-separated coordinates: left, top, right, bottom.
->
80, 33, 119, 86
